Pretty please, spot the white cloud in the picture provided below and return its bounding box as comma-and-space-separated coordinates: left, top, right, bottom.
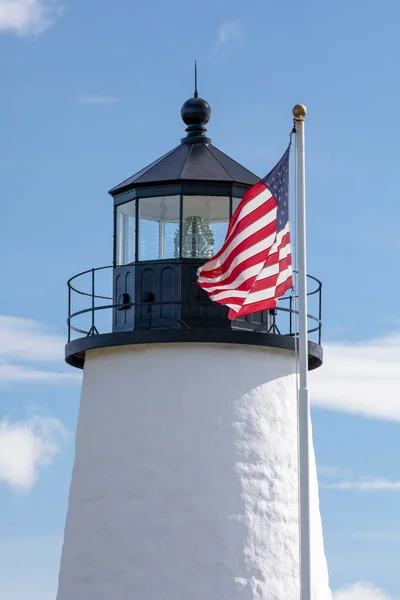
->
215, 20, 242, 55
318, 465, 351, 479
333, 581, 396, 600
0, 415, 69, 491
310, 333, 400, 422
344, 529, 400, 543
0, 0, 63, 35
0, 582, 56, 600
323, 478, 400, 492
0, 362, 80, 384
0, 315, 65, 362
78, 94, 121, 104
0, 315, 81, 384
318, 465, 400, 493
0, 534, 62, 599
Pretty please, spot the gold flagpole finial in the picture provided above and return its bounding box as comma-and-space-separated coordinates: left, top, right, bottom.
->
292, 104, 307, 120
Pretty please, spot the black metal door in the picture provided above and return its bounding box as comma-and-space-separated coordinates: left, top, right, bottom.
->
113, 266, 135, 332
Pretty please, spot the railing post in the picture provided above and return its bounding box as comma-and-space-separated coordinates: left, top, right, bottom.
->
91, 268, 95, 335
289, 294, 293, 336
318, 281, 322, 345
68, 284, 71, 343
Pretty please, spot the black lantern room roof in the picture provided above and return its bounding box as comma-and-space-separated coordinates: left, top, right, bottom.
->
109, 93, 259, 196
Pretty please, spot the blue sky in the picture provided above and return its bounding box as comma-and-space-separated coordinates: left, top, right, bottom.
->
0, 0, 399, 598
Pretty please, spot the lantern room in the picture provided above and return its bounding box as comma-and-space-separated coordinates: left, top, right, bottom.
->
108, 93, 263, 333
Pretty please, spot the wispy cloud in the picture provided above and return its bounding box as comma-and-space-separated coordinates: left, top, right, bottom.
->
0, 315, 81, 385
0, 534, 62, 600
78, 94, 122, 104
0, 362, 80, 384
343, 529, 400, 544
0, 0, 63, 36
214, 20, 243, 56
0, 415, 69, 491
323, 478, 400, 492
333, 581, 396, 600
318, 465, 351, 479
318, 464, 400, 492
310, 333, 400, 422
0, 315, 65, 363
0, 586, 55, 600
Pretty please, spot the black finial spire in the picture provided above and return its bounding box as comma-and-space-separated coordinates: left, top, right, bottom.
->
181, 63, 211, 143
194, 60, 198, 98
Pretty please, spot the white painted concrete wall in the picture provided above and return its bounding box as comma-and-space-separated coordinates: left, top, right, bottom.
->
57, 343, 331, 600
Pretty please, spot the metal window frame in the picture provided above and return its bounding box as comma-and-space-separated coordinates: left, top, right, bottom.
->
112, 182, 251, 265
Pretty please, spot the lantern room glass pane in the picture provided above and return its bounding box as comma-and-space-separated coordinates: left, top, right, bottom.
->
139, 196, 180, 261
181, 196, 229, 258
116, 200, 136, 265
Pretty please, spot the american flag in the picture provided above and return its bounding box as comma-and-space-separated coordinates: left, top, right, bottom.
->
197, 147, 292, 320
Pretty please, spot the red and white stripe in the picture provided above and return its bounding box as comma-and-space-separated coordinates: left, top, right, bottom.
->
197, 182, 292, 319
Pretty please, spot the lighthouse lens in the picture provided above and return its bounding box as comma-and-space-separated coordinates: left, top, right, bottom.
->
181, 196, 229, 259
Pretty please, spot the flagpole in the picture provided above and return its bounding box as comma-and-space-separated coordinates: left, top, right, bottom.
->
293, 104, 312, 600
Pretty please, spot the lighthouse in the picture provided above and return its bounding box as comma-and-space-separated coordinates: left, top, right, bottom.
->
57, 91, 331, 600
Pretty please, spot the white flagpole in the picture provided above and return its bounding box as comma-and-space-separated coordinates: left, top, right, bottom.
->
293, 104, 312, 600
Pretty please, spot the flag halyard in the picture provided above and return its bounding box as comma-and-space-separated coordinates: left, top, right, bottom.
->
197, 146, 292, 319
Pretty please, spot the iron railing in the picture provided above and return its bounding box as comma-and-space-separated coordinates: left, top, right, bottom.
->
67, 265, 322, 345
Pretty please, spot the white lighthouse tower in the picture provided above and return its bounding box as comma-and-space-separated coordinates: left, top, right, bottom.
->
57, 92, 331, 600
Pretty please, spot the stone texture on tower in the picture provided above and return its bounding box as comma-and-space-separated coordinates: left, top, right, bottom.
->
57, 345, 331, 600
